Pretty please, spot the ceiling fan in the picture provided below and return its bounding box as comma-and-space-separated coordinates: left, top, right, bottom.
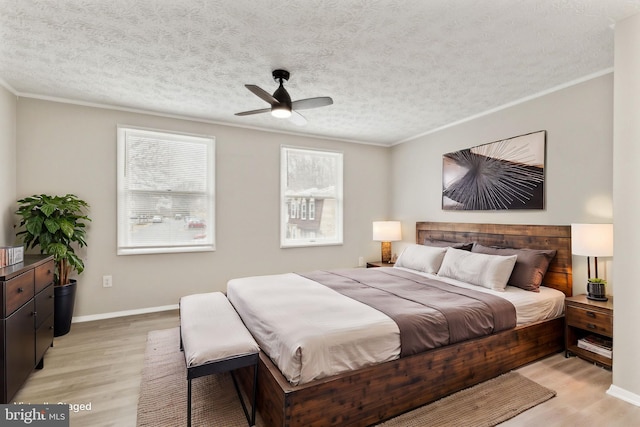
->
235, 69, 333, 125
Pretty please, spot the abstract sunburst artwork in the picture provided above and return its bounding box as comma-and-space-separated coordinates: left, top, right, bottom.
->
442, 131, 546, 210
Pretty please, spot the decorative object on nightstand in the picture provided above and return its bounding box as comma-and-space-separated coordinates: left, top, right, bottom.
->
571, 223, 613, 301
372, 221, 401, 264
565, 294, 613, 369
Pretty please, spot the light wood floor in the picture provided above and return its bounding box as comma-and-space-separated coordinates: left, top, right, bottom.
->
13, 310, 179, 427
13, 310, 640, 426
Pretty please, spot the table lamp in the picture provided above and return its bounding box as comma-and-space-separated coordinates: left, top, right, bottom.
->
372, 221, 402, 263
571, 223, 613, 301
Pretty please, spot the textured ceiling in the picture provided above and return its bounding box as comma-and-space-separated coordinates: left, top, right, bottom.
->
1, 0, 639, 146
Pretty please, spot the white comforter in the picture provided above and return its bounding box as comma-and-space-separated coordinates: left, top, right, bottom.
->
226, 268, 565, 385
227, 273, 400, 385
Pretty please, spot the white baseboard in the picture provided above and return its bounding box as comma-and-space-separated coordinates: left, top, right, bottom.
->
71, 304, 179, 323
606, 385, 640, 407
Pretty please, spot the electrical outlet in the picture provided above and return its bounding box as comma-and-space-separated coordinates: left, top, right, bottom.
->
358, 256, 364, 267
103, 275, 113, 288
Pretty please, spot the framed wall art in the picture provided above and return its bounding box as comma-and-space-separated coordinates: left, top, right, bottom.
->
442, 130, 546, 210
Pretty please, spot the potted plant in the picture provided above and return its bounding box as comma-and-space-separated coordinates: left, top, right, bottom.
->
15, 194, 90, 336
586, 277, 608, 302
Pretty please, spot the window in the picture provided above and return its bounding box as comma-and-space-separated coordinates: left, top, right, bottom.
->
117, 126, 215, 255
308, 198, 315, 220
281, 146, 343, 247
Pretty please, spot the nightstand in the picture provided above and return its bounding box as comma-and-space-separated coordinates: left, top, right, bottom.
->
366, 261, 395, 268
565, 294, 613, 369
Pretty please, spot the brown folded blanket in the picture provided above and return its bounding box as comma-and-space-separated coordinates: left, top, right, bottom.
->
299, 267, 516, 357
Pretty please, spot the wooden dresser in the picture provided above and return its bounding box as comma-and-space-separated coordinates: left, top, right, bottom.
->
1, 255, 55, 403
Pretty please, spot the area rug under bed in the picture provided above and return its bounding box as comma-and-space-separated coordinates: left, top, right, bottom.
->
136, 328, 556, 427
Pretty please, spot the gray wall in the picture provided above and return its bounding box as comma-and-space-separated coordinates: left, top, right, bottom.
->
0, 86, 16, 245
390, 73, 614, 297
15, 98, 389, 317
612, 12, 640, 405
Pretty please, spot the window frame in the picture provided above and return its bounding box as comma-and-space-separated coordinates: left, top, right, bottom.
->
116, 125, 215, 255
280, 145, 343, 248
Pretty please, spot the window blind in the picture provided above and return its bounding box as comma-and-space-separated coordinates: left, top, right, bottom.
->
117, 126, 215, 255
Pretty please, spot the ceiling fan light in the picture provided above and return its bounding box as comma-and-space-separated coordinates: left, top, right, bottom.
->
271, 105, 292, 118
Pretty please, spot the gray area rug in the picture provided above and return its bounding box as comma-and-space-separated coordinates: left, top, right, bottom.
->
137, 328, 556, 427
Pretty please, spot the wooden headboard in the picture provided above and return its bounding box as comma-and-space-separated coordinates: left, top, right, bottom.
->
416, 222, 572, 296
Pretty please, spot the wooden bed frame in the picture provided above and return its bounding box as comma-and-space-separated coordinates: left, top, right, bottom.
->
237, 222, 572, 426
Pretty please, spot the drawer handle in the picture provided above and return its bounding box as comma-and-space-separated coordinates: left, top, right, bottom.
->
586, 311, 596, 318
587, 323, 597, 329
18, 287, 24, 293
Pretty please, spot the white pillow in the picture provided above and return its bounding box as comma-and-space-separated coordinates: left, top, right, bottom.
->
437, 247, 517, 292
394, 244, 447, 274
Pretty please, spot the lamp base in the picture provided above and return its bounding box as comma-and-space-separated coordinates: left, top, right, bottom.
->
381, 241, 392, 264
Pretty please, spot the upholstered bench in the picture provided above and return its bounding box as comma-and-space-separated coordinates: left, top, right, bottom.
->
179, 292, 260, 427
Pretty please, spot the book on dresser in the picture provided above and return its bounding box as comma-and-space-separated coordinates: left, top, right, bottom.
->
577, 335, 613, 359
0, 245, 24, 268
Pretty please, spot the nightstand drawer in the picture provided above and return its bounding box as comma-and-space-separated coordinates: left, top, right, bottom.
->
566, 305, 613, 336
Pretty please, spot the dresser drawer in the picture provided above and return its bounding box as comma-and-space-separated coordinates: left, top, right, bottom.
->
566, 304, 613, 336
35, 313, 54, 364
4, 301, 36, 400
35, 284, 55, 329
35, 260, 55, 293
3, 270, 35, 317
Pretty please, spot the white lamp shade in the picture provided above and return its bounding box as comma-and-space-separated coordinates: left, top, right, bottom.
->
372, 221, 402, 242
571, 223, 613, 257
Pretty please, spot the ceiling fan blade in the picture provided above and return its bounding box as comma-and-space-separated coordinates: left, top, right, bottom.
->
291, 97, 333, 111
245, 84, 278, 105
288, 110, 307, 126
235, 107, 271, 116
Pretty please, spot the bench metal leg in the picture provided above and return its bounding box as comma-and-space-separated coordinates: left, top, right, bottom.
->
187, 364, 257, 427
231, 365, 258, 426
251, 363, 258, 426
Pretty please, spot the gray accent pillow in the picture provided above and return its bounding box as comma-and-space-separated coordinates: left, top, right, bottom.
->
424, 238, 473, 251
471, 243, 556, 292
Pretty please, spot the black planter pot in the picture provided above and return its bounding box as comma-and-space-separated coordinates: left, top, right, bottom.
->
54, 279, 77, 337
